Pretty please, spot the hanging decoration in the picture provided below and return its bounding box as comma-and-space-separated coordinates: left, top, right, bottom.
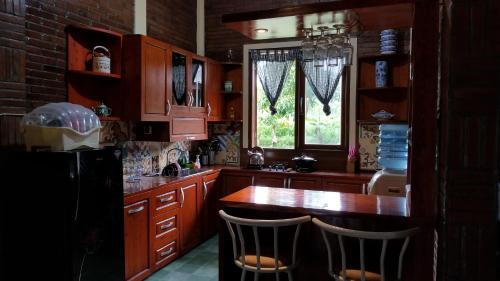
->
251, 49, 299, 115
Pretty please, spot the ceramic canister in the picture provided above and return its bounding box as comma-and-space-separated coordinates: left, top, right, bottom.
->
375, 60, 388, 88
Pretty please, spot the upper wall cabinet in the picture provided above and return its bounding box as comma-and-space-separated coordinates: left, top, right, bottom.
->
123, 35, 208, 141
123, 35, 171, 122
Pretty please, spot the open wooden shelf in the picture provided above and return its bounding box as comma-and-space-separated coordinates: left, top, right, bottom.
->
221, 91, 243, 95
67, 70, 121, 79
208, 119, 243, 123
358, 53, 409, 62
66, 24, 124, 119
357, 119, 408, 124
219, 61, 243, 66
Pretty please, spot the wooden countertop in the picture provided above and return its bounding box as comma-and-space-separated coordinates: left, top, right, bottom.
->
123, 165, 372, 196
220, 186, 409, 218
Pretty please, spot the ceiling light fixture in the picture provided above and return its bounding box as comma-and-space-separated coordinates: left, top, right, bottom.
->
255, 28, 268, 33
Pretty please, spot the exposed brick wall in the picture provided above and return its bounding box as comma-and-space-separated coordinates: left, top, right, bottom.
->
24, 0, 134, 110
0, 0, 26, 114
147, 0, 197, 53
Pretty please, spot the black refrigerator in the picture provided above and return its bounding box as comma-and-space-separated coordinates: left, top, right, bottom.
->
0, 147, 125, 281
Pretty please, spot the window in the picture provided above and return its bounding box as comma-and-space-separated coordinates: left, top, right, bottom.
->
256, 63, 296, 149
304, 78, 342, 145
252, 56, 347, 152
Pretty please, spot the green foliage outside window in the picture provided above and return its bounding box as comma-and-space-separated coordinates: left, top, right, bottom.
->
256, 62, 343, 149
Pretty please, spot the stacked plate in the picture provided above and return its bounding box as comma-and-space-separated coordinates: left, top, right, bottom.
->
380, 29, 398, 54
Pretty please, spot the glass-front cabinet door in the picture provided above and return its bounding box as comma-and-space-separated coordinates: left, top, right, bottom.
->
171, 50, 188, 109
190, 56, 206, 113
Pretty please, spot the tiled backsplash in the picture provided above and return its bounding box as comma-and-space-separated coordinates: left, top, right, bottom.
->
122, 141, 191, 175
100, 120, 242, 175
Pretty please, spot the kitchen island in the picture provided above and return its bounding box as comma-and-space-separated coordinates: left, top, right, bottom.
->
218, 186, 416, 281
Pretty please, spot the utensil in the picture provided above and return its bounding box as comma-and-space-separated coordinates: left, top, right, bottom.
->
247, 146, 265, 169
292, 154, 317, 172
371, 110, 395, 120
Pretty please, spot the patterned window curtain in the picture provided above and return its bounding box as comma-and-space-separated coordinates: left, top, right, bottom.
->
251, 49, 299, 115
300, 61, 343, 116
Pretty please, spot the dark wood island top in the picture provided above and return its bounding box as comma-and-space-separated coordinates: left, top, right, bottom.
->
220, 186, 409, 218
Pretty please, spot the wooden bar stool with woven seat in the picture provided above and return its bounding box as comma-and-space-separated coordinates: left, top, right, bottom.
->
219, 210, 311, 281
312, 218, 419, 281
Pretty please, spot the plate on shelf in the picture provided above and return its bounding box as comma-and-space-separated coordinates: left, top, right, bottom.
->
371, 110, 395, 120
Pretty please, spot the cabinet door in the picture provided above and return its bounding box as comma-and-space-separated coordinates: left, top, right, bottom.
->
170, 115, 208, 141
202, 171, 221, 239
179, 179, 201, 253
322, 177, 366, 194
207, 60, 223, 121
223, 172, 254, 196
171, 49, 189, 113
143, 40, 169, 121
124, 199, 151, 281
254, 173, 288, 188
288, 176, 322, 190
190, 56, 207, 114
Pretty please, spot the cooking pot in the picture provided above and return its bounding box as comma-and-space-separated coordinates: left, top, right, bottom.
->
292, 154, 317, 172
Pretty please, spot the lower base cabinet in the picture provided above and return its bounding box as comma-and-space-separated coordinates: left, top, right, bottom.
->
124, 196, 152, 281
124, 171, 222, 281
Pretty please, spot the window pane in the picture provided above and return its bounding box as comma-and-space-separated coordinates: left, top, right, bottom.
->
304, 78, 342, 145
256, 63, 296, 149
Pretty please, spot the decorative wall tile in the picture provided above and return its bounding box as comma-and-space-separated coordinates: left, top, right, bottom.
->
209, 122, 241, 165
358, 122, 380, 171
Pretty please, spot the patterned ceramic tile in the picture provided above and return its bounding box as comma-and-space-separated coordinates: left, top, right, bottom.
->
122, 141, 192, 175
209, 122, 241, 165
100, 121, 130, 145
358, 122, 380, 171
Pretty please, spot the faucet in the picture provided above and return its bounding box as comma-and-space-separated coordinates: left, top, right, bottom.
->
166, 148, 185, 165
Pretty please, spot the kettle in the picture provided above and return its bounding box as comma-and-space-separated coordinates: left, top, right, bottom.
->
247, 146, 264, 169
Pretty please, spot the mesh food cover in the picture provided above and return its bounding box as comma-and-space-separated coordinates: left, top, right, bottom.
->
21, 102, 101, 133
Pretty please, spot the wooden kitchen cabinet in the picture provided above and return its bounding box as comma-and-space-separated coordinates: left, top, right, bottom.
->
123, 35, 171, 122
288, 175, 322, 190
124, 195, 152, 281
202, 171, 221, 239
206, 59, 223, 121
177, 177, 202, 253
322, 177, 369, 194
254, 173, 288, 188
223, 172, 254, 196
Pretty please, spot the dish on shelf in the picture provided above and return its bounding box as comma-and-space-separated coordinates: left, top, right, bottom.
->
371, 110, 395, 120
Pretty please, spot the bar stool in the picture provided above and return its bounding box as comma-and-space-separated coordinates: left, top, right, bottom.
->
312, 218, 419, 281
219, 210, 311, 281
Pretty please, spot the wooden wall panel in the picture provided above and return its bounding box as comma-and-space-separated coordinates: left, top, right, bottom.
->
438, 0, 500, 280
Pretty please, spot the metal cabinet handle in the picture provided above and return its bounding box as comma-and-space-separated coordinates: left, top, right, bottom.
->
166, 100, 171, 116
282, 178, 287, 189
160, 221, 174, 230
251, 176, 255, 186
187, 91, 193, 107
180, 187, 185, 208
207, 102, 212, 117
160, 247, 174, 257
287, 177, 291, 189
127, 205, 144, 215
186, 136, 195, 140
160, 195, 174, 203
203, 181, 208, 200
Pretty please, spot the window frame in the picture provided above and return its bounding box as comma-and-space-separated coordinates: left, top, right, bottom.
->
249, 52, 350, 164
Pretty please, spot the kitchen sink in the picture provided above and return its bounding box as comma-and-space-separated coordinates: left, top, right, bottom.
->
177, 168, 210, 178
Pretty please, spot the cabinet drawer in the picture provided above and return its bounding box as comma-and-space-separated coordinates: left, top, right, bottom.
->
170, 116, 207, 141
154, 209, 178, 247
154, 240, 178, 269
154, 189, 178, 215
